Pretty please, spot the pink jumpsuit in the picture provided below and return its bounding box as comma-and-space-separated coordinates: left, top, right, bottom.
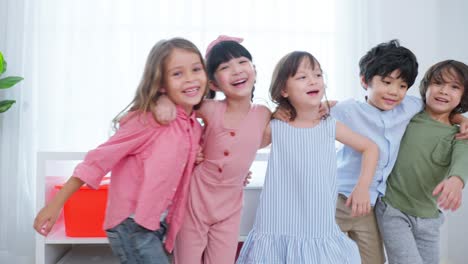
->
174, 100, 267, 264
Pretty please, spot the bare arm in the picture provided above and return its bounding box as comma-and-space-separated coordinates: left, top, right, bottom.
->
153, 95, 221, 126
272, 107, 291, 122
273, 100, 338, 122
336, 121, 379, 217
257, 106, 272, 148
260, 122, 272, 148
195, 99, 216, 122
33, 176, 85, 236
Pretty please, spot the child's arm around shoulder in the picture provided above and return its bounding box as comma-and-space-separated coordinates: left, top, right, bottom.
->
153, 95, 218, 124
451, 114, 468, 139
195, 98, 217, 122
260, 122, 272, 148
257, 105, 272, 148
400, 95, 424, 116
153, 95, 177, 125
336, 120, 379, 217
273, 100, 337, 122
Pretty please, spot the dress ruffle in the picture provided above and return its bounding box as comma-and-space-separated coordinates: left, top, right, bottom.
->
237, 230, 361, 264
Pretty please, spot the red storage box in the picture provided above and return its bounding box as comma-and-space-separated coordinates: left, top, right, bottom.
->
55, 177, 109, 237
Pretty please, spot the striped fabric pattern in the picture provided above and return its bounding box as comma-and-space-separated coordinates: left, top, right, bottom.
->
236, 119, 360, 263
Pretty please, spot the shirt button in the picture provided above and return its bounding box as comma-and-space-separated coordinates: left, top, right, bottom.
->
224, 150, 229, 156
230, 131, 236, 136
218, 167, 223, 173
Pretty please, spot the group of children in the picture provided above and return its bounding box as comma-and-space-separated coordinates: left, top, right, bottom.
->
33, 35, 468, 264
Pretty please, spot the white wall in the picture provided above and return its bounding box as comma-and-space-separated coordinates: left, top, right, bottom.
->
436, 3, 468, 261
364, 0, 468, 95
437, 1, 468, 257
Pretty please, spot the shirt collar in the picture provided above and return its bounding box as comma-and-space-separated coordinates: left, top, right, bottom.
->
360, 100, 385, 114
175, 105, 197, 122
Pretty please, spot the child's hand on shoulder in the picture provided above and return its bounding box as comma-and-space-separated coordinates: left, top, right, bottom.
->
455, 115, 468, 139
272, 100, 336, 122
153, 95, 177, 125
318, 100, 337, 118
433, 176, 464, 211
272, 107, 290, 122
455, 124, 468, 140
346, 185, 371, 217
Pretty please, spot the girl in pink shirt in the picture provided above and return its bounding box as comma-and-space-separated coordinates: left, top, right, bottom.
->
33, 37, 207, 264
155, 36, 271, 264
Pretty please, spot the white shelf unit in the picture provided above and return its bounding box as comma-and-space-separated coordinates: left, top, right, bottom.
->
35, 150, 269, 264
35, 152, 118, 264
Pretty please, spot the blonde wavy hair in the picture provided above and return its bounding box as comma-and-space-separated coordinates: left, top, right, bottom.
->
112, 37, 206, 128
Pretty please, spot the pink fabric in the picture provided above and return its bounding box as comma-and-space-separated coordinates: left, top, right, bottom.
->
205, 35, 243, 57
73, 107, 202, 252
174, 100, 270, 263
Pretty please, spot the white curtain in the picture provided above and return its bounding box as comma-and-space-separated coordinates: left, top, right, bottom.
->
0, 0, 37, 263
333, 0, 369, 101
29, 0, 369, 152
0, 0, 367, 262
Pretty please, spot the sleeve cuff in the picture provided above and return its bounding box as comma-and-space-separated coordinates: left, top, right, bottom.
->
72, 164, 103, 189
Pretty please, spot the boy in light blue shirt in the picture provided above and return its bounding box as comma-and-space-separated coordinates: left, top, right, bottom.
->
331, 40, 420, 264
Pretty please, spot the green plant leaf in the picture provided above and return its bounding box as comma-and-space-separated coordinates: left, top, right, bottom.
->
0, 52, 5, 74
0, 100, 16, 113
0, 76, 23, 89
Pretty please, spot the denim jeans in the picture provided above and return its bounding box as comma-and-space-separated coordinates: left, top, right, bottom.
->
106, 218, 169, 264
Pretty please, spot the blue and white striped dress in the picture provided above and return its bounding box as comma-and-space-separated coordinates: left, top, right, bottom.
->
237, 119, 360, 264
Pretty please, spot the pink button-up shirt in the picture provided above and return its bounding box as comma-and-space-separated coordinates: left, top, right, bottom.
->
73, 107, 202, 252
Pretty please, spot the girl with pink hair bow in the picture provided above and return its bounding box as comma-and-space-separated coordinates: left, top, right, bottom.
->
153, 35, 271, 264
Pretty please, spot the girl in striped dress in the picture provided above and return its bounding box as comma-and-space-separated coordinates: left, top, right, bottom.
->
236, 51, 379, 263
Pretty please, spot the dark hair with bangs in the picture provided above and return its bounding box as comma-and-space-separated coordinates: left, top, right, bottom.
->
270, 51, 324, 121
205, 41, 254, 99
419, 60, 468, 115
359, 39, 418, 89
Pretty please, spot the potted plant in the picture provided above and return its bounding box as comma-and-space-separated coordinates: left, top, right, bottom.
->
0, 51, 23, 113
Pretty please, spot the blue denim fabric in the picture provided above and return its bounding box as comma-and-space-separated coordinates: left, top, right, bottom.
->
106, 218, 169, 264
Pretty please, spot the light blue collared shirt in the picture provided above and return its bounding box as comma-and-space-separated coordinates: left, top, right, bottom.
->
331, 95, 423, 206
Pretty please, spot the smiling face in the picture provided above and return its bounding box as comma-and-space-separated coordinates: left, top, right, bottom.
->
211, 56, 256, 101
281, 57, 324, 109
363, 69, 409, 111
425, 69, 464, 120
164, 48, 207, 114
